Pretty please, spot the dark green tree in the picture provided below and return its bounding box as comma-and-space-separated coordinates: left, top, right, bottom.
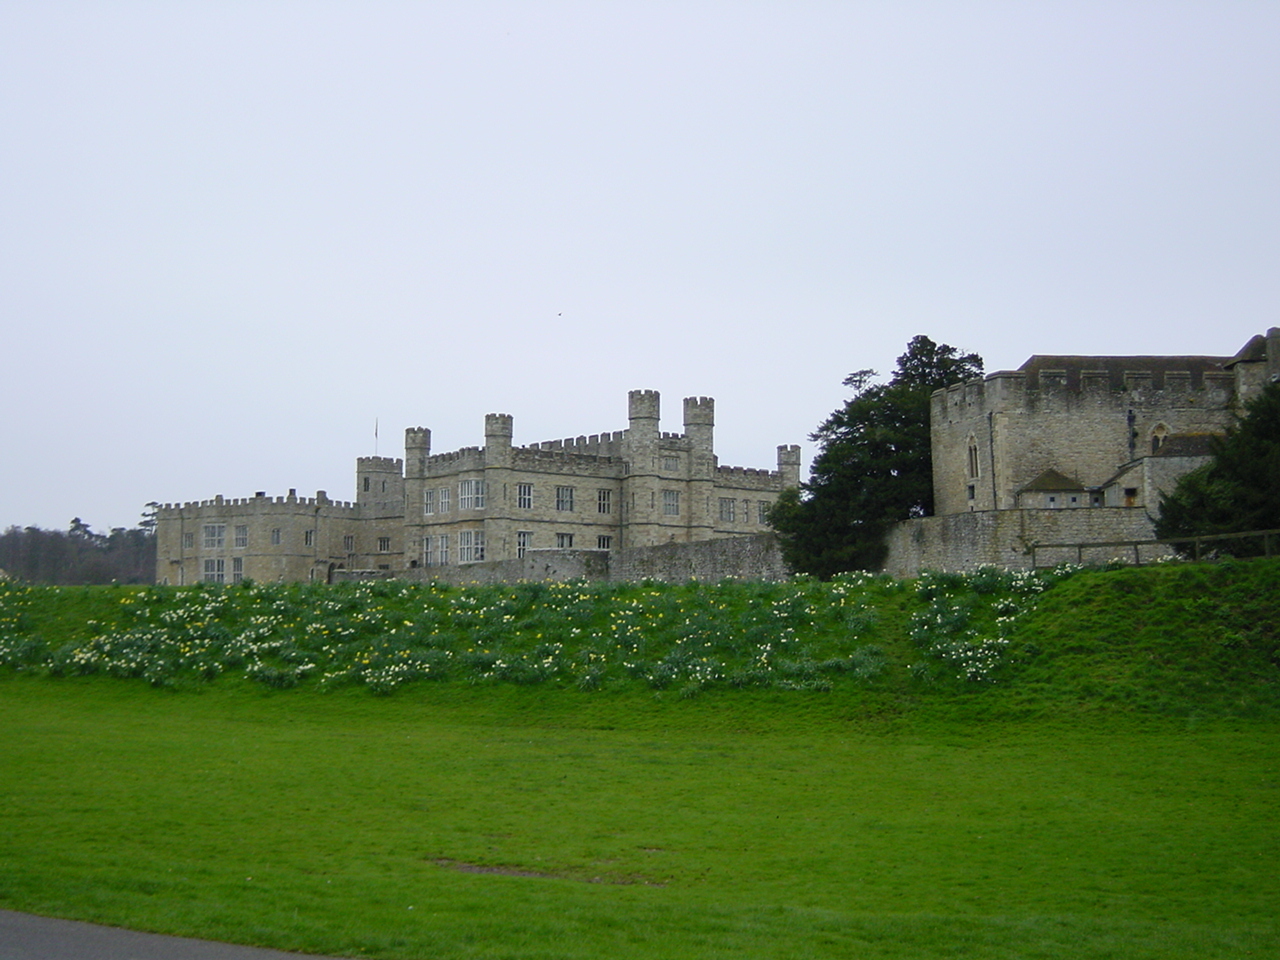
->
768, 335, 983, 578
1155, 381, 1280, 552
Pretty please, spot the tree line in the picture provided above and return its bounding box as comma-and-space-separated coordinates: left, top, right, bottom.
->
0, 513, 156, 584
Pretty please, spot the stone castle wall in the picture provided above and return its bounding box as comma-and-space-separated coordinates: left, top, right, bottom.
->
883, 508, 1168, 577
380, 533, 788, 586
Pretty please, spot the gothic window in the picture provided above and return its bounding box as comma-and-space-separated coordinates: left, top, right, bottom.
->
967, 437, 980, 479
1151, 424, 1169, 454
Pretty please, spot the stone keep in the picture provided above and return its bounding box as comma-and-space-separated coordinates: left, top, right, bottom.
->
930, 329, 1280, 517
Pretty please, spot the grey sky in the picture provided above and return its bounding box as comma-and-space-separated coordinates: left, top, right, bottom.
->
2, 1, 1277, 532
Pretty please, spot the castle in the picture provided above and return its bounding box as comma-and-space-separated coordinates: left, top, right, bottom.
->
156, 330, 1280, 584
154, 390, 801, 584
883, 327, 1280, 574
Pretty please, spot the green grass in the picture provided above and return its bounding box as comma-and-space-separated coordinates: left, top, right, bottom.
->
1, 560, 1279, 957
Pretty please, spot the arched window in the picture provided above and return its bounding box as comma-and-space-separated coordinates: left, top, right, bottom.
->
966, 437, 980, 479
1151, 423, 1169, 454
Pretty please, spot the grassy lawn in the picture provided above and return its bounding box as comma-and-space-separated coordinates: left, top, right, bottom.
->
1, 677, 1277, 959
2, 560, 1278, 957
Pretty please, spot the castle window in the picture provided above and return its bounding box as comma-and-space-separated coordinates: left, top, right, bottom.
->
202, 524, 225, 549
459, 479, 486, 510
271, 528, 282, 545
517, 483, 533, 509
967, 485, 975, 501
556, 486, 575, 512
757, 500, 770, 525
597, 489, 612, 514
662, 456, 680, 473
1151, 424, 1169, 454
377, 537, 391, 552
343, 535, 355, 552
423, 489, 436, 514
663, 489, 680, 516
363, 477, 370, 492
719, 498, 736, 523
202, 558, 225, 583
381, 479, 387, 493
232, 557, 243, 584
516, 531, 532, 558
458, 530, 485, 562
422, 536, 433, 566
304, 530, 315, 547
234, 525, 248, 548
437, 534, 449, 565
438, 487, 451, 513
182, 532, 194, 549
967, 438, 980, 479
598, 535, 612, 550
556, 532, 574, 548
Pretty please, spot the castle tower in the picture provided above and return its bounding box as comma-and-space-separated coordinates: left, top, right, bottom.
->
484, 413, 514, 467
777, 445, 802, 488
622, 390, 662, 548
404, 428, 431, 480
683, 397, 715, 474
356, 456, 404, 518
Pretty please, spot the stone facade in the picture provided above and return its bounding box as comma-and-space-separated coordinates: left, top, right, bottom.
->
345, 534, 789, 587
155, 390, 799, 584
884, 327, 1280, 574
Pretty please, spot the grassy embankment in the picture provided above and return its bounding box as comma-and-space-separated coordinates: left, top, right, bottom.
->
1, 560, 1277, 959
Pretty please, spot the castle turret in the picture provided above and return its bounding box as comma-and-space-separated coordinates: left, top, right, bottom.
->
356, 456, 404, 519
622, 390, 662, 547
484, 413, 514, 467
404, 428, 431, 480
683, 396, 715, 474
777, 445, 802, 488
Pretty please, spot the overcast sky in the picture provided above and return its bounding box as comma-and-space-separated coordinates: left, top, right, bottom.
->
2, 1, 1277, 532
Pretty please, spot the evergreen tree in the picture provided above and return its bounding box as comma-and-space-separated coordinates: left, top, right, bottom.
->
1155, 381, 1280, 552
769, 336, 982, 578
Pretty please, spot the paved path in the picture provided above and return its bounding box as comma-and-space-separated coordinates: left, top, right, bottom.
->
0, 910, 350, 960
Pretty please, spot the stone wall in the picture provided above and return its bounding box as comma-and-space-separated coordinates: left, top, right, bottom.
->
390, 533, 788, 585
883, 508, 1169, 577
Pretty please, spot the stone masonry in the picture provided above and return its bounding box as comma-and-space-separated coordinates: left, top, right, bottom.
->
155, 390, 799, 584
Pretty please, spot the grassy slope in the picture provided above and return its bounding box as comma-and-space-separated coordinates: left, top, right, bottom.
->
1, 560, 1279, 959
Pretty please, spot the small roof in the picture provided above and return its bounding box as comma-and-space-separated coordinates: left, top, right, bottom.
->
1225, 334, 1267, 369
1018, 468, 1086, 493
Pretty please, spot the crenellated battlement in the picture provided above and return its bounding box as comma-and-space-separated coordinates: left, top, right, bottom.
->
357, 456, 403, 471
157, 493, 359, 514
426, 447, 484, 467
522, 430, 626, 457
